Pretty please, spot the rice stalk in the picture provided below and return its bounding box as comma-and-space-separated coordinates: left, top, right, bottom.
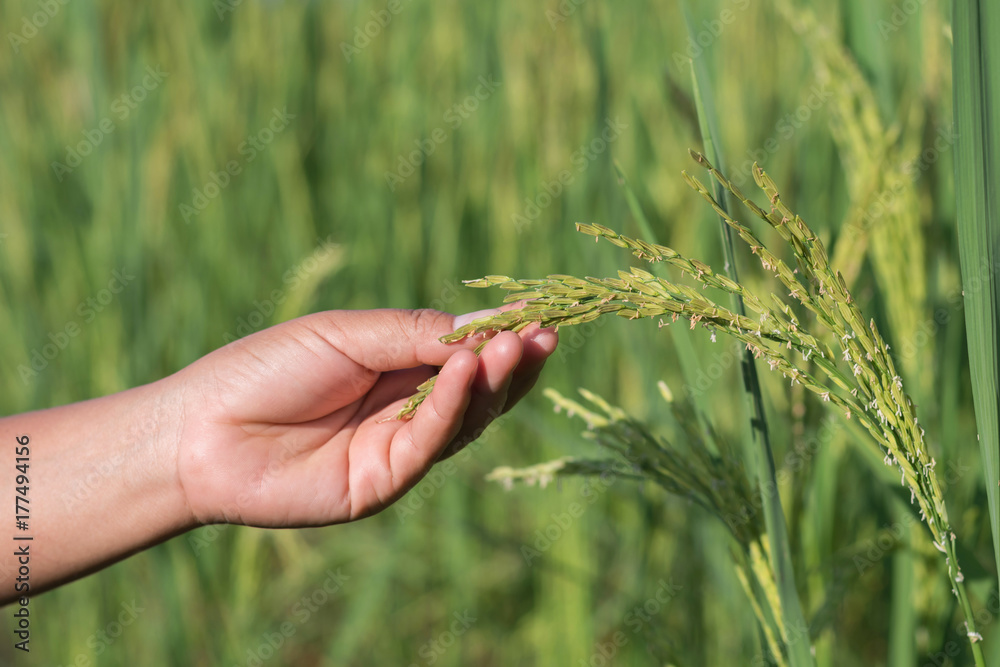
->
394, 152, 986, 661
777, 0, 930, 400
682, 15, 813, 663
613, 160, 712, 442
486, 386, 796, 664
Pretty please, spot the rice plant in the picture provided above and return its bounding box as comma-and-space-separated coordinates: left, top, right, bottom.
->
487, 384, 800, 666
4, 1, 986, 665
398, 152, 989, 664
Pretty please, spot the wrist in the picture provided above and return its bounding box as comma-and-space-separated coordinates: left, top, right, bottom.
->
169, 362, 238, 527
141, 373, 199, 534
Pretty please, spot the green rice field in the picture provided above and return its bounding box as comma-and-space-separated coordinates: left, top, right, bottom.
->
1, 1, 996, 665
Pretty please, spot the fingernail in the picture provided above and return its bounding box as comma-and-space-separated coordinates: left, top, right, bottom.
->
453, 308, 500, 330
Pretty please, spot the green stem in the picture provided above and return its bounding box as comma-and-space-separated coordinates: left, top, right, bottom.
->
683, 4, 813, 664
948, 541, 987, 667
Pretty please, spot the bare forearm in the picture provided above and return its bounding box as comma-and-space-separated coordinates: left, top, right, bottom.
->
0, 308, 556, 604
0, 377, 194, 604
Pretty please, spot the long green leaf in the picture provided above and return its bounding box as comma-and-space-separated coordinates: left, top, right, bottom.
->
953, 0, 1000, 611
682, 3, 814, 666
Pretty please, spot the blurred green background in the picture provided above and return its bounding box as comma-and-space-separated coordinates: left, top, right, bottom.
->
1, 0, 993, 665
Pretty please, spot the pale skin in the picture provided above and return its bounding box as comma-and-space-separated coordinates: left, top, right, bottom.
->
0, 307, 557, 604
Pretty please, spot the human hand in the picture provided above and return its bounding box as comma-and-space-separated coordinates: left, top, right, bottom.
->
172, 308, 557, 527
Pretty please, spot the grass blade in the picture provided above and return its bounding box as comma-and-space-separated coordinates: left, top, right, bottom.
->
682, 3, 814, 665
953, 0, 1000, 613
